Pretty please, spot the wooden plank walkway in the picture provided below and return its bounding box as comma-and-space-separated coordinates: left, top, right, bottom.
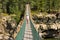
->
23, 20, 33, 40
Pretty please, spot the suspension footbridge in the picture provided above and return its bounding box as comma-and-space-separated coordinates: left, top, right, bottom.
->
15, 4, 40, 40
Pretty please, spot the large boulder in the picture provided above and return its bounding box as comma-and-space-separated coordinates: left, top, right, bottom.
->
0, 24, 5, 34
56, 23, 60, 29
39, 29, 58, 38
45, 14, 56, 24
36, 13, 44, 18
50, 23, 60, 30
38, 24, 48, 31
0, 34, 4, 40
56, 13, 60, 19
50, 23, 57, 30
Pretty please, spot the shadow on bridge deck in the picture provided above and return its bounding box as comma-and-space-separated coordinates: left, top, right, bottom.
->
15, 19, 41, 40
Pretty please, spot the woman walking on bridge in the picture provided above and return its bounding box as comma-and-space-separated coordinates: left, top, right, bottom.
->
26, 4, 30, 24
26, 13, 29, 24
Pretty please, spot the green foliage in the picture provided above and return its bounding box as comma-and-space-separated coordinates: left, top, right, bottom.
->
30, 0, 60, 12
9, 3, 19, 14
0, 0, 60, 13
0, 0, 60, 23
11, 11, 21, 24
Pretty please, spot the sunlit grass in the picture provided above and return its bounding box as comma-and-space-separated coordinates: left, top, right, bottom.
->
0, 13, 9, 16
31, 11, 38, 15
31, 11, 48, 17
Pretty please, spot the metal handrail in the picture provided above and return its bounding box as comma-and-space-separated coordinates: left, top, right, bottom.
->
15, 19, 26, 40
30, 19, 41, 40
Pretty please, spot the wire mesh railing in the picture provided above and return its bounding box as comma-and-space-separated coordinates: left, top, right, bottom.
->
30, 19, 41, 40
15, 19, 26, 40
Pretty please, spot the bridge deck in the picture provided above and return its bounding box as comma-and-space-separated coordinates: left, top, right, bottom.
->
15, 4, 40, 40
23, 20, 33, 40
15, 18, 40, 40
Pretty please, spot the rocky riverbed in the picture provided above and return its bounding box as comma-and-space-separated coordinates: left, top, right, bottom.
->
0, 13, 17, 40
32, 12, 60, 39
